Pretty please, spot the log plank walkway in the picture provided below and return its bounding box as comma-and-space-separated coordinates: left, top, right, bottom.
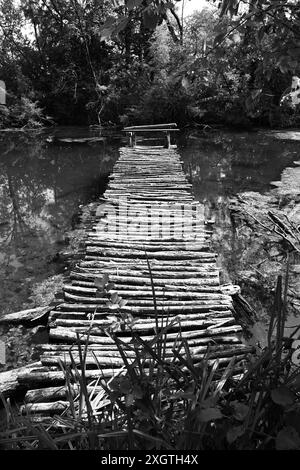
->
14, 142, 252, 415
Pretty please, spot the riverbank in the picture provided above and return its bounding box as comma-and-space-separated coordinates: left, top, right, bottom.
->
220, 158, 300, 339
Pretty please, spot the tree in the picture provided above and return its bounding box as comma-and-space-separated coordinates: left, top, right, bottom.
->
211, 0, 300, 76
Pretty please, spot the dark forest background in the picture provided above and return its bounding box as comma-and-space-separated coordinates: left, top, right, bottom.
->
0, 0, 300, 129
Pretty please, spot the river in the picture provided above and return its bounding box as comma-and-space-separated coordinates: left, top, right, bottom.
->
0, 126, 299, 324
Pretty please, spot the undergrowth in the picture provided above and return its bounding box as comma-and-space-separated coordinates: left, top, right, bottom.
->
1, 267, 300, 450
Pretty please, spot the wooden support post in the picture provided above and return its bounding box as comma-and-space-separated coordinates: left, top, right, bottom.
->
166, 131, 171, 149
128, 132, 133, 147
128, 132, 136, 148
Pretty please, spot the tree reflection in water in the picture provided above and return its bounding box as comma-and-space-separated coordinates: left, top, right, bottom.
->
0, 129, 119, 316
0, 128, 299, 319
180, 130, 300, 327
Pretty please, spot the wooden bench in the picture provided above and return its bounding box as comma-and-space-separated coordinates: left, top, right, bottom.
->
124, 123, 179, 148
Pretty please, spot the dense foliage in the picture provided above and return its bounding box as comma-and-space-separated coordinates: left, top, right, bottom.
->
0, 0, 300, 128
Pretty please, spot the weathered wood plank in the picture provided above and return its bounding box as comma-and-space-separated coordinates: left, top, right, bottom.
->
15, 140, 248, 417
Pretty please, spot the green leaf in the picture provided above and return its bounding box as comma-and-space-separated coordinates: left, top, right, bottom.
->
251, 89, 262, 100
214, 32, 227, 46
94, 278, 103, 290
94, 274, 109, 290
110, 321, 120, 331
257, 26, 265, 42
110, 391, 120, 402
288, 372, 300, 389
107, 282, 116, 291
111, 292, 119, 303
107, 315, 119, 323
227, 425, 245, 444
271, 386, 295, 407
276, 426, 300, 450
107, 301, 119, 310
143, 9, 160, 30
164, 2, 175, 9
126, 0, 143, 10
100, 16, 116, 41
119, 298, 128, 308
198, 407, 223, 422
232, 401, 249, 421
132, 384, 143, 399
285, 411, 300, 435
114, 16, 129, 35
102, 16, 116, 29
291, 340, 300, 366
126, 393, 135, 407
215, 47, 226, 58
119, 378, 131, 394
181, 77, 190, 90
111, 0, 122, 7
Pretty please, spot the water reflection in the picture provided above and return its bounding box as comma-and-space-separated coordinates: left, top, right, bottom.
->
179, 130, 300, 327
0, 128, 299, 320
0, 129, 119, 316
180, 131, 300, 229
180, 131, 299, 199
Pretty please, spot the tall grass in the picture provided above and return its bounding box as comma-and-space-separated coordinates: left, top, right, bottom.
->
1, 268, 300, 450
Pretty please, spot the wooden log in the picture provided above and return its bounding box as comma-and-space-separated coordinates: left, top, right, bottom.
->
84, 248, 212, 259
78, 260, 217, 270
0, 307, 51, 324
106, 198, 200, 206
64, 292, 228, 314
0, 362, 42, 397
79, 256, 217, 267
62, 291, 232, 307
25, 386, 70, 403
91, 229, 208, 239
66, 285, 231, 301
49, 325, 243, 344
21, 401, 70, 414
49, 310, 233, 322
87, 234, 210, 242
37, 340, 244, 360
57, 292, 227, 311
70, 271, 219, 283
72, 265, 219, 277
39, 344, 250, 367
18, 367, 124, 386
62, 283, 223, 294
51, 313, 235, 328
109, 179, 189, 184
65, 274, 219, 288
36, 334, 244, 355
86, 241, 210, 251
24, 384, 104, 403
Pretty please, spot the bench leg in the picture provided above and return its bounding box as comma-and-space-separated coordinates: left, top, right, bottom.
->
166, 131, 171, 148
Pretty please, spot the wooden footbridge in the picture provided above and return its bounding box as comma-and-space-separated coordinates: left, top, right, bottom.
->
1, 125, 252, 417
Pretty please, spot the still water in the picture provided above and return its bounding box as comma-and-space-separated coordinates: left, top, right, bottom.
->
0, 127, 120, 316
0, 127, 299, 319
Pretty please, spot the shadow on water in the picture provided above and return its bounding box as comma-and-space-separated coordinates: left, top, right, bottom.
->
179, 130, 300, 327
0, 128, 119, 316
